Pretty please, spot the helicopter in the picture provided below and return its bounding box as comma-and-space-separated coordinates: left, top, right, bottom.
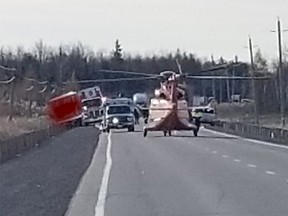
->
54, 61, 270, 136
142, 70, 200, 137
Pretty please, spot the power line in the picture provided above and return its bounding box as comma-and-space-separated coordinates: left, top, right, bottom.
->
0, 65, 16, 71
0, 76, 16, 84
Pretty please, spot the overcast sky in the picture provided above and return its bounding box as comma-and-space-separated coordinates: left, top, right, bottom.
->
1, 0, 288, 62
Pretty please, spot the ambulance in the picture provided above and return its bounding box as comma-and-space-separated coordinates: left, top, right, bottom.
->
78, 86, 104, 126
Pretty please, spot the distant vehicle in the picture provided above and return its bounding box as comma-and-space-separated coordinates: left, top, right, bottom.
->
102, 98, 135, 132
231, 94, 241, 102
133, 93, 148, 106
78, 86, 104, 126
191, 106, 216, 126
81, 97, 104, 126
133, 93, 149, 122
47, 91, 82, 127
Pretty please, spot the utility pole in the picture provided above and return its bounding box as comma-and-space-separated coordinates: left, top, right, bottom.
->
231, 56, 238, 99
9, 70, 15, 121
226, 67, 231, 103
26, 85, 34, 117
248, 36, 259, 125
211, 55, 216, 99
277, 18, 285, 127
271, 19, 286, 127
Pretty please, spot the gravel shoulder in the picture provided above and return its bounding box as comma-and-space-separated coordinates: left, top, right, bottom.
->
0, 126, 99, 216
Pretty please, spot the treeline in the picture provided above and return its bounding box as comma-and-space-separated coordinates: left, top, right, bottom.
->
0, 39, 284, 114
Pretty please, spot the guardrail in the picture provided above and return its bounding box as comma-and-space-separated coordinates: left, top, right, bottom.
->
0, 125, 67, 163
206, 121, 288, 146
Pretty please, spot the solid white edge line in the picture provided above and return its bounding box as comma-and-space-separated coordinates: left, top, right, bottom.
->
95, 132, 112, 216
203, 128, 288, 150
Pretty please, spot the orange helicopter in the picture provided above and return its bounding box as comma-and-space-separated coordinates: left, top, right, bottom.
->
142, 70, 200, 137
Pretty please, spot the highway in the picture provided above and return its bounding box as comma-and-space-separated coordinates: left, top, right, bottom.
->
66, 126, 288, 216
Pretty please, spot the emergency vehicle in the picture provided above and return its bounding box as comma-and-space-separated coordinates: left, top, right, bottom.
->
78, 86, 104, 126
102, 97, 135, 132
47, 91, 82, 127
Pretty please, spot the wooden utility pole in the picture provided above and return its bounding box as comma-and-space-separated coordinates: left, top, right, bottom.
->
211, 55, 216, 99
231, 56, 238, 99
26, 85, 34, 117
277, 19, 285, 127
9, 71, 15, 121
219, 79, 223, 103
248, 36, 259, 125
226, 68, 231, 102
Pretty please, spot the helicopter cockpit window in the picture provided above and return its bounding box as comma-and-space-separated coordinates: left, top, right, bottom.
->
159, 93, 166, 99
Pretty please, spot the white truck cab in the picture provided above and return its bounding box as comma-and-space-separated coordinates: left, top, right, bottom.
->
78, 86, 104, 126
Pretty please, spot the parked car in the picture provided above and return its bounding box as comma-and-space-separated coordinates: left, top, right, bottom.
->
191, 106, 216, 126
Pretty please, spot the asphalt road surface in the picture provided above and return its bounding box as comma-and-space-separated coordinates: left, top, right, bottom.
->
0, 127, 99, 216
66, 126, 288, 216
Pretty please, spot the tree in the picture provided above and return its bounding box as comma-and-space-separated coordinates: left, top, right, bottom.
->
112, 39, 123, 63
111, 39, 124, 74
254, 49, 268, 71
65, 71, 79, 92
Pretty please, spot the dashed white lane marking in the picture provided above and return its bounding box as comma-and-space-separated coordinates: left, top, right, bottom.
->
95, 132, 112, 216
204, 148, 210, 151
266, 171, 276, 175
233, 159, 241, 163
212, 151, 218, 154
221, 155, 229, 158
203, 128, 288, 150
247, 164, 257, 168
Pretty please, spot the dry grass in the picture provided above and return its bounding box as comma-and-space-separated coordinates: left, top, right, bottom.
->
0, 116, 48, 141
215, 103, 288, 129
215, 102, 254, 121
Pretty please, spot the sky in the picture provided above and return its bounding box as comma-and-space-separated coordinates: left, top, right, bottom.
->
1, 0, 288, 63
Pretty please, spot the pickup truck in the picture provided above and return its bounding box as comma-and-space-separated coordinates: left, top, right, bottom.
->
102, 104, 135, 132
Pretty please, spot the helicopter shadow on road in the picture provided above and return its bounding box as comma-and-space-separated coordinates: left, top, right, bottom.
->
109, 129, 143, 134
149, 134, 238, 140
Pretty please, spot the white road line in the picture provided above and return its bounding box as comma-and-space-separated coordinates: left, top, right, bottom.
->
203, 128, 288, 150
266, 171, 276, 175
221, 155, 229, 158
212, 151, 218, 154
247, 164, 257, 168
95, 132, 112, 216
233, 159, 241, 163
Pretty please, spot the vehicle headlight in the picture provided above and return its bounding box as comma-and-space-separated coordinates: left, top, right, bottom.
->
127, 117, 133, 122
112, 118, 119, 124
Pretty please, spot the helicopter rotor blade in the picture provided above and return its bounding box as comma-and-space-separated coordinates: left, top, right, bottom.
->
199, 65, 228, 73
176, 59, 183, 74
198, 63, 243, 73
98, 69, 158, 77
186, 75, 271, 80
63, 76, 158, 84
